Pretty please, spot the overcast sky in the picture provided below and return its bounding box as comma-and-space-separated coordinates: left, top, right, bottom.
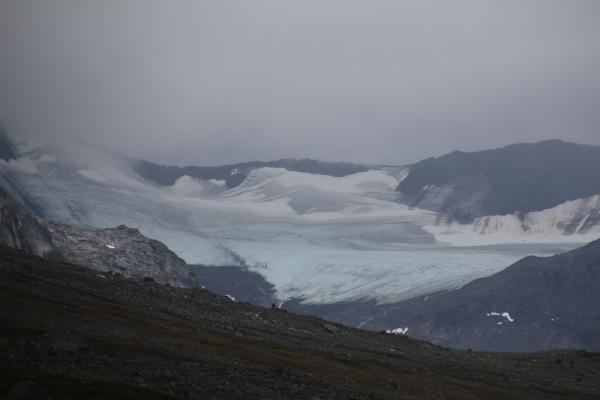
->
1, 1, 599, 166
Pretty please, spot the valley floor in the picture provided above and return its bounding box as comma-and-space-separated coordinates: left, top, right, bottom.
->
1, 247, 599, 399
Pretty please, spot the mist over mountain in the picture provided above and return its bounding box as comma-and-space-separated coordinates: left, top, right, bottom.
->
1, 2, 600, 397
0, 131, 17, 161
1, 132, 599, 344
2, 1, 600, 166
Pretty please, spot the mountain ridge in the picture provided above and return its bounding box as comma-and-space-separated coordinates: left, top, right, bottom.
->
132, 157, 373, 188
398, 139, 600, 222
293, 237, 600, 352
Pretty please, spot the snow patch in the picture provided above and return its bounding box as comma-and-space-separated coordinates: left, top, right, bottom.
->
170, 176, 226, 196
225, 294, 236, 301
156, 166, 434, 223
486, 312, 514, 323
386, 327, 408, 335
426, 195, 600, 246
209, 179, 226, 186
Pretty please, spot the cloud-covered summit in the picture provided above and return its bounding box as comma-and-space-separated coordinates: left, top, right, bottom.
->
1, 0, 599, 166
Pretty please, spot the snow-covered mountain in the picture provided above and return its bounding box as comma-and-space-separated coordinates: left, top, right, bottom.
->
396, 140, 600, 245
426, 195, 600, 246
132, 157, 372, 188
0, 138, 598, 306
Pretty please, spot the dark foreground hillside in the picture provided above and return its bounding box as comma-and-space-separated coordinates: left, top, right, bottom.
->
1, 247, 599, 399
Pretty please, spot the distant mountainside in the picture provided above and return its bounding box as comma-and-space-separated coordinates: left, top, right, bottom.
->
357, 238, 600, 351
132, 158, 371, 188
0, 188, 197, 287
0, 134, 598, 310
2, 133, 600, 353
398, 140, 600, 222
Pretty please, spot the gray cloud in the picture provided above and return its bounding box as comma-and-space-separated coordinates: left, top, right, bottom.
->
1, 0, 599, 166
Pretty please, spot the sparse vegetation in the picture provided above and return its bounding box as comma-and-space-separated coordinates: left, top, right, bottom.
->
1, 246, 599, 399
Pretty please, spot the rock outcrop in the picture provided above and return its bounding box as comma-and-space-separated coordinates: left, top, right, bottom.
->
0, 187, 198, 287
44, 222, 198, 287
0, 188, 53, 256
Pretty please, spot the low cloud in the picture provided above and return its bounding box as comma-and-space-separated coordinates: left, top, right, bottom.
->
1, 0, 599, 165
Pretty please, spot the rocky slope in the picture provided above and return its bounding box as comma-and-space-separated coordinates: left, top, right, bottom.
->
132, 158, 371, 188
0, 187, 197, 287
191, 264, 277, 308
398, 140, 600, 223
44, 222, 198, 287
0, 188, 54, 256
0, 131, 17, 161
345, 238, 600, 352
1, 246, 599, 399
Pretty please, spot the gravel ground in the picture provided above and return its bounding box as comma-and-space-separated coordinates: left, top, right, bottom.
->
1, 246, 599, 399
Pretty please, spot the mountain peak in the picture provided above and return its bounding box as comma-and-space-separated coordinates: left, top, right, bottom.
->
399, 140, 600, 220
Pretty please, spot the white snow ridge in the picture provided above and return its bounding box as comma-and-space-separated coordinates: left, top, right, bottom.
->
486, 312, 515, 323
426, 195, 600, 246
386, 327, 409, 335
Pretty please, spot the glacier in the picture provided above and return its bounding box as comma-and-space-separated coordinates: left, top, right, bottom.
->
426, 195, 600, 246
0, 143, 591, 304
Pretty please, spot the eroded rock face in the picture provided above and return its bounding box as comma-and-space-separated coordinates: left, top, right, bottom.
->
0, 188, 198, 287
44, 222, 198, 287
0, 131, 17, 162
0, 189, 53, 257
